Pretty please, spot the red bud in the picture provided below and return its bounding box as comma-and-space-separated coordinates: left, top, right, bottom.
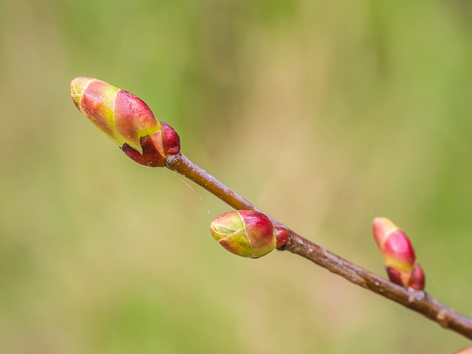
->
372, 217, 425, 290
71, 77, 181, 167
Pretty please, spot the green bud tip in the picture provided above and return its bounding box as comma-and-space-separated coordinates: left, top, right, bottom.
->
372, 217, 425, 290
210, 210, 289, 258
70, 77, 180, 167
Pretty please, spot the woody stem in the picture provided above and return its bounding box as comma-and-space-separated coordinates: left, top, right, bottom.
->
165, 152, 472, 341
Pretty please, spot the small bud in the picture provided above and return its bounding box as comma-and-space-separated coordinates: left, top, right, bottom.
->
274, 223, 290, 248
372, 217, 425, 290
210, 210, 289, 258
408, 264, 425, 291
70, 77, 180, 167
455, 346, 472, 354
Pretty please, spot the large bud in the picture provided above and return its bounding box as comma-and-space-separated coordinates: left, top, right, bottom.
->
372, 217, 425, 290
70, 77, 180, 167
455, 347, 472, 354
210, 210, 289, 258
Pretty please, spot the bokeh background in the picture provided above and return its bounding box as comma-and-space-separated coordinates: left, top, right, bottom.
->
1, 0, 472, 352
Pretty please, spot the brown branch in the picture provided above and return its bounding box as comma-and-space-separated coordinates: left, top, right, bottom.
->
165, 152, 472, 341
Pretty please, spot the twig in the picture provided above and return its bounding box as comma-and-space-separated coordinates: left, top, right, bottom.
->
165, 152, 472, 341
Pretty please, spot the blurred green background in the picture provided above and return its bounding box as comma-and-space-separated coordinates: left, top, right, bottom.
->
1, 0, 472, 352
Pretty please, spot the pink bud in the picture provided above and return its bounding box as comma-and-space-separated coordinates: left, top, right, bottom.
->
372, 217, 425, 290
210, 210, 287, 258
455, 347, 472, 354
70, 77, 180, 167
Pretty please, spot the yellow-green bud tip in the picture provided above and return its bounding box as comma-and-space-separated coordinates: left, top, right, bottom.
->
70, 77, 93, 108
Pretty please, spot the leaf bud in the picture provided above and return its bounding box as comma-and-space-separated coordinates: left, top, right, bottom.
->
372, 217, 425, 290
210, 210, 289, 258
70, 77, 180, 167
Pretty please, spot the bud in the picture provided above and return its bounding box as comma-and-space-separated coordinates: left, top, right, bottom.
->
372, 217, 425, 290
408, 263, 425, 291
455, 347, 472, 354
70, 77, 180, 167
210, 210, 289, 258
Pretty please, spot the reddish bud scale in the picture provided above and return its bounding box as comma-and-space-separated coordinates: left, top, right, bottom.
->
386, 267, 403, 287
70, 77, 180, 167
408, 264, 425, 291
161, 121, 180, 154
381, 230, 416, 266
455, 347, 472, 354
274, 225, 290, 247
372, 217, 425, 290
240, 210, 275, 256
210, 210, 289, 258
121, 133, 166, 167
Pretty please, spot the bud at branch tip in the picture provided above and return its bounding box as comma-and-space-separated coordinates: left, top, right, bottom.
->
70, 77, 180, 167
372, 217, 425, 290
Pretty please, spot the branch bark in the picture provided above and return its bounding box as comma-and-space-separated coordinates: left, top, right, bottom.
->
165, 152, 472, 341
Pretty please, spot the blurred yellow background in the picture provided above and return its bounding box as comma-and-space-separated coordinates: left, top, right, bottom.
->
1, 0, 472, 352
